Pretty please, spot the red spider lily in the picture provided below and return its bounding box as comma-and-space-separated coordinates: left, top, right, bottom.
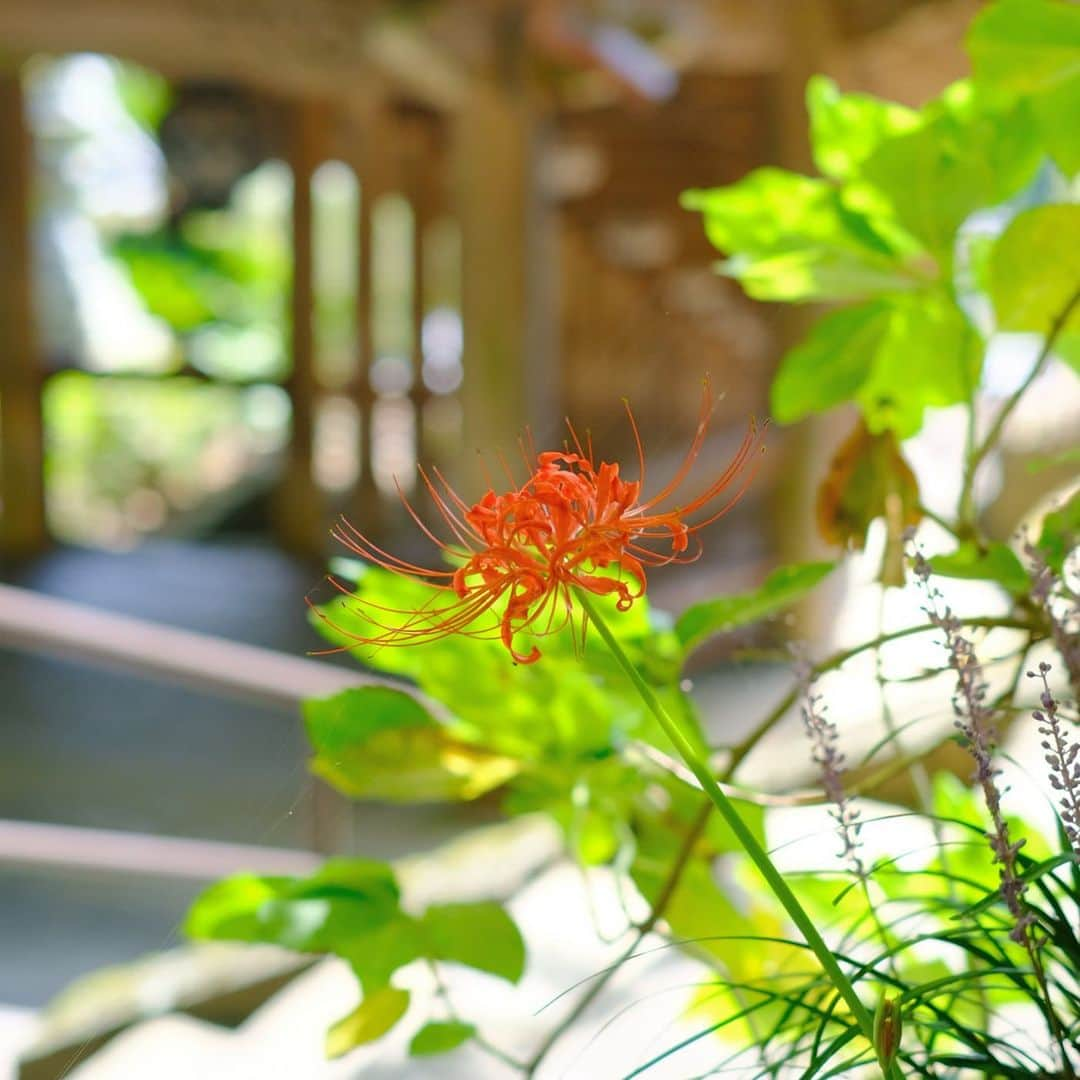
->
316, 383, 764, 664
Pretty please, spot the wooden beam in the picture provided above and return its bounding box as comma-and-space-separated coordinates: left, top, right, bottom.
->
0, 0, 465, 112
0, 71, 47, 559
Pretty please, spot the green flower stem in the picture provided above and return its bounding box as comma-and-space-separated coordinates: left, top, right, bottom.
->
575, 590, 880, 1059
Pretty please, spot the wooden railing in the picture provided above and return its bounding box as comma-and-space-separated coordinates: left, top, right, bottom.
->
0, 582, 389, 874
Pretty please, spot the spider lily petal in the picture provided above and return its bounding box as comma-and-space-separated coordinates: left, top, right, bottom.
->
319, 382, 765, 664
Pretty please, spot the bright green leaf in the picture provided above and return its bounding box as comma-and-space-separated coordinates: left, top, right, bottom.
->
968, 0, 1080, 176
343, 916, 425, 994
771, 301, 891, 424
861, 83, 1042, 259
771, 293, 980, 436
989, 205, 1080, 343
806, 75, 919, 182
184, 860, 402, 955
676, 562, 835, 653
630, 823, 779, 996
409, 1020, 475, 1057
292, 858, 400, 905
325, 987, 410, 1059
855, 293, 981, 437
967, 0, 1080, 95
929, 542, 1029, 594
184, 874, 291, 942
682, 168, 916, 302
420, 902, 525, 983
1030, 72, 1080, 176
1037, 488, 1080, 574
570, 808, 622, 866
311, 565, 691, 761
304, 687, 519, 802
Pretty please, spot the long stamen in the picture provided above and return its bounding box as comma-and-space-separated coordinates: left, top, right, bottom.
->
318, 382, 761, 664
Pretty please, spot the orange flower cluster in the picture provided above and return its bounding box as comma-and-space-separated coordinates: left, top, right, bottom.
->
321, 385, 763, 664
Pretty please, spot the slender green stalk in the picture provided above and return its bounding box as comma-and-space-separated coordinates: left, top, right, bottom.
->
957, 286, 1080, 531
575, 590, 883, 1064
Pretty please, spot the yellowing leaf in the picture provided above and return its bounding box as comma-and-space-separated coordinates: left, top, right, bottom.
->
325, 986, 410, 1059
305, 687, 519, 802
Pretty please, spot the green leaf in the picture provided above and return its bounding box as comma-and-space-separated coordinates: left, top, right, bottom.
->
183, 874, 292, 942
770, 301, 891, 424
419, 902, 525, 983
675, 562, 835, 653
304, 687, 519, 802
806, 75, 919, 182
968, 0, 1080, 176
570, 808, 622, 866
854, 293, 981, 437
409, 1020, 475, 1057
682, 168, 917, 302
504, 757, 643, 868
861, 82, 1042, 260
1030, 72, 1080, 176
989, 205, 1080, 350
967, 0, 1080, 95
312, 565, 692, 761
325, 987, 410, 1059
184, 859, 402, 954
343, 916, 425, 994
112, 60, 173, 132
293, 858, 401, 905
771, 293, 980, 436
1037, 489, 1080, 574
929, 542, 1029, 594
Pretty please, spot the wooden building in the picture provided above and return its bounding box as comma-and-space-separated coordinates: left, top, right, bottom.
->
0, 0, 976, 564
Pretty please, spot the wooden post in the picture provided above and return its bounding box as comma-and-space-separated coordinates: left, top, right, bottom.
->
0, 70, 47, 559
349, 100, 394, 535
273, 100, 327, 558
453, 12, 557, 487
766, 0, 843, 633
407, 125, 432, 470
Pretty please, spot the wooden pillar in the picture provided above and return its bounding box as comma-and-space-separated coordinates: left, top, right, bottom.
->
350, 102, 393, 534
453, 12, 557, 488
0, 71, 47, 559
273, 100, 327, 559
766, 0, 844, 634
403, 121, 438, 479
409, 167, 430, 467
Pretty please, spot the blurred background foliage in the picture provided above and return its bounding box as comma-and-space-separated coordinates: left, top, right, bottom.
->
25, 54, 395, 548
